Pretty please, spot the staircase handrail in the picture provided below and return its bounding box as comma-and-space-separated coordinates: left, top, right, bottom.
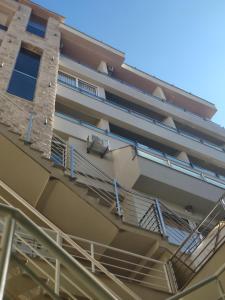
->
0, 179, 142, 299
0, 202, 120, 300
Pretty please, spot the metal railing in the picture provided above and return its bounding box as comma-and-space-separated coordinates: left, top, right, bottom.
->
0, 90, 44, 144
51, 133, 196, 246
169, 195, 225, 290
0, 203, 121, 300
58, 232, 172, 292
119, 188, 192, 246
167, 261, 225, 300
55, 112, 225, 190
58, 77, 225, 154
137, 148, 225, 190
0, 180, 143, 299
7, 222, 172, 293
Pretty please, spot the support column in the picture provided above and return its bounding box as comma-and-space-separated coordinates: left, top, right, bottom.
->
163, 116, 176, 129
97, 61, 108, 74
98, 87, 106, 99
152, 86, 167, 101
176, 151, 190, 163
97, 119, 110, 131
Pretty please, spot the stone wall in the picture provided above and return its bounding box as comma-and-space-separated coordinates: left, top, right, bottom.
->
0, 0, 61, 157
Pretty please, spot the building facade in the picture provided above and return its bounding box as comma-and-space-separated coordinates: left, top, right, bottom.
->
0, 0, 225, 299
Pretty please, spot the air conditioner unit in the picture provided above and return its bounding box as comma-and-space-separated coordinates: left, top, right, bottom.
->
107, 65, 114, 76
87, 135, 109, 158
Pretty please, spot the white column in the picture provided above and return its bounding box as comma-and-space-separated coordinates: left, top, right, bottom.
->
153, 86, 167, 101
98, 87, 106, 98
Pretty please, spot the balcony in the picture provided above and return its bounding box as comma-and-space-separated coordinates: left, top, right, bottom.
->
58, 74, 224, 153
113, 145, 225, 216
54, 112, 225, 194
57, 78, 225, 170
59, 55, 225, 140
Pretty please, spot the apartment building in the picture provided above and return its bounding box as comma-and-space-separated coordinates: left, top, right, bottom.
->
0, 0, 225, 299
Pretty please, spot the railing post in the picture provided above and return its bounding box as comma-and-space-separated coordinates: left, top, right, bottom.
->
164, 261, 178, 294
220, 196, 225, 211
54, 232, 62, 295
0, 215, 16, 300
90, 243, 95, 273
24, 112, 35, 143
216, 279, 225, 300
114, 179, 122, 217
70, 144, 76, 179
155, 199, 167, 239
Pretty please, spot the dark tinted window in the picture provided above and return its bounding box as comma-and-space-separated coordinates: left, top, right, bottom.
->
7, 48, 41, 101
15, 48, 40, 77
8, 71, 36, 100
27, 14, 46, 37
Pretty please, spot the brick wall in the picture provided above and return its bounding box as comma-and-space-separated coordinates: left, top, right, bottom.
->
0, 0, 61, 157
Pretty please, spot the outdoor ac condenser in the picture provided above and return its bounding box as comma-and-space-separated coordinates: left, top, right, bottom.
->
87, 134, 109, 158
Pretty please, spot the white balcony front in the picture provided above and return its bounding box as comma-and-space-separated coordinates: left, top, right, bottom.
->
113, 146, 225, 216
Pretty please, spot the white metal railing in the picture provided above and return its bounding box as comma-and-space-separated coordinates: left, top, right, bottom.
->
58, 71, 97, 96
0, 179, 143, 299
0, 203, 121, 300
10, 224, 172, 293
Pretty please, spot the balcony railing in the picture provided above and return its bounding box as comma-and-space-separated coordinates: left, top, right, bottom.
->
57, 76, 225, 153
55, 112, 225, 190
60, 54, 224, 129
169, 195, 225, 290
51, 133, 197, 246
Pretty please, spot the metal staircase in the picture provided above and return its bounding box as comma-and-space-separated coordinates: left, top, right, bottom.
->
0, 203, 121, 300
0, 179, 145, 300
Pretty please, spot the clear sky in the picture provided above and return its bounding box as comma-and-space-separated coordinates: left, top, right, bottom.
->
34, 0, 225, 126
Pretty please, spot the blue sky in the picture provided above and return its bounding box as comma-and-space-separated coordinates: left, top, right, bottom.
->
34, 0, 225, 126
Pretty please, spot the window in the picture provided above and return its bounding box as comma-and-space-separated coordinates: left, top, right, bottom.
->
7, 48, 41, 101
27, 14, 46, 38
